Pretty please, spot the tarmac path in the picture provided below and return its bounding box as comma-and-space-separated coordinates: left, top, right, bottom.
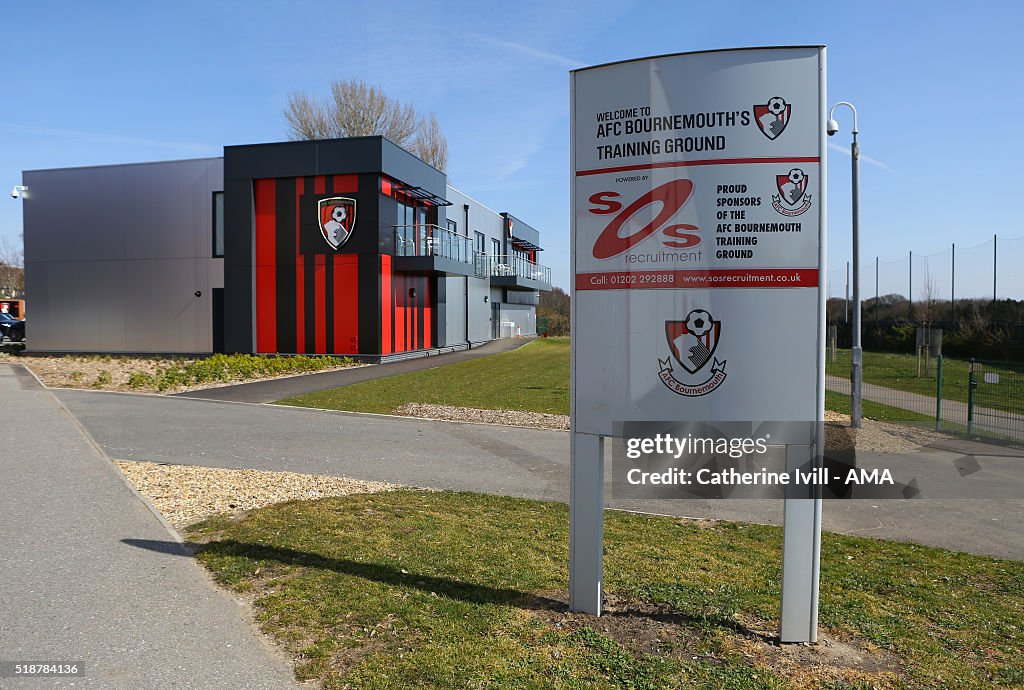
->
56, 388, 1024, 562
0, 365, 298, 688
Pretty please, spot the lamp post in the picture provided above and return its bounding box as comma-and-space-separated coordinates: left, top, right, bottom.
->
827, 102, 862, 429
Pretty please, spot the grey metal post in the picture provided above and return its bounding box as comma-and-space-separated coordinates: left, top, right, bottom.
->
827, 102, 862, 428
779, 443, 822, 642
875, 256, 879, 322
569, 431, 604, 615
951, 243, 956, 322
850, 130, 862, 428
909, 250, 913, 320
844, 261, 849, 324
993, 234, 998, 309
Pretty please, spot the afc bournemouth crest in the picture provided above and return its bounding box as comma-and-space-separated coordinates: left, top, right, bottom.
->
753, 96, 790, 140
318, 197, 357, 250
658, 309, 727, 397
771, 168, 812, 217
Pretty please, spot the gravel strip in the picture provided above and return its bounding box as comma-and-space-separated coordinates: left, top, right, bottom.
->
823, 410, 948, 453
395, 403, 571, 430
114, 460, 398, 528
1, 353, 366, 394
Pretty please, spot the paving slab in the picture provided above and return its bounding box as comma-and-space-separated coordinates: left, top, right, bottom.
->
0, 365, 298, 689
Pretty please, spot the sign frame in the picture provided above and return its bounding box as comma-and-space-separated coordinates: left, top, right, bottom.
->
569, 46, 828, 644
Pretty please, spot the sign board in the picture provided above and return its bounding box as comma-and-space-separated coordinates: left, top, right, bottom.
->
569, 46, 827, 642
571, 47, 825, 433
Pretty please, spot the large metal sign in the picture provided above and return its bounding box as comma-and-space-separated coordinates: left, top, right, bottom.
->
569, 47, 827, 643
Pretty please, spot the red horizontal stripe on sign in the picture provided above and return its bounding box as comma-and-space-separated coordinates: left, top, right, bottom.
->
576, 156, 820, 177
575, 268, 819, 290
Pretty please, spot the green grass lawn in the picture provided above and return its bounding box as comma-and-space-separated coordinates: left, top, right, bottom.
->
189, 490, 1024, 689
824, 391, 933, 424
825, 350, 1022, 415
279, 338, 945, 428
279, 338, 571, 415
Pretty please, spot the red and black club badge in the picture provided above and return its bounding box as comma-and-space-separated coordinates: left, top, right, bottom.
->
317, 197, 357, 250
753, 96, 791, 140
659, 309, 727, 397
772, 168, 812, 217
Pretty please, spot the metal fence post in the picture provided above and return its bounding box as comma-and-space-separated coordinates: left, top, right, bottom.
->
967, 358, 976, 436
935, 354, 943, 432
908, 250, 913, 319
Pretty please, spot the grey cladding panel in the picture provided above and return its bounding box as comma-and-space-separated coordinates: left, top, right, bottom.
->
23, 158, 223, 352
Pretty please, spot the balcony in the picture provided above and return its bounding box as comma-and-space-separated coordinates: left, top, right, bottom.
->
487, 254, 551, 291
393, 225, 475, 277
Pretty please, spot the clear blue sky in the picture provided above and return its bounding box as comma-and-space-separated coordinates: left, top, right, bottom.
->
3, 0, 1023, 298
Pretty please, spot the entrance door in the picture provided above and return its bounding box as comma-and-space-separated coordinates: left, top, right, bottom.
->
491, 301, 500, 339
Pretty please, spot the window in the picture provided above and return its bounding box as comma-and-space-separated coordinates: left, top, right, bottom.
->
212, 192, 224, 258
474, 231, 485, 255
492, 238, 501, 257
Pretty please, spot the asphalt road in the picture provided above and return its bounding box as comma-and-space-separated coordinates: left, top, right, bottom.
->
0, 366, 298, 689
57, 389, 1024, 561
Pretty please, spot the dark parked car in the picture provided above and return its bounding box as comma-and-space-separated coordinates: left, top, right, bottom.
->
0, 312, 25, 342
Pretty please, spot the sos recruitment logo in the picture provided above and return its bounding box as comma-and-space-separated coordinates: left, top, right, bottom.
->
659, 309, 727, 397
588, 179, 701, 259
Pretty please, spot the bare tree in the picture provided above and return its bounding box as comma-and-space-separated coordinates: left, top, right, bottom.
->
284, 92, 332, 140
915, 264, 938, 325
0, 235, 24, 297
410, 112, 448, 172
285, 79, 447, 171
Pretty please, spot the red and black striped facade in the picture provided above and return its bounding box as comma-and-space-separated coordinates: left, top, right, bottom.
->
223, 137, 444, 357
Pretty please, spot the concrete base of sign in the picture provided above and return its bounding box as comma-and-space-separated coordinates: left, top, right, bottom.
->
569, 431, 604, 615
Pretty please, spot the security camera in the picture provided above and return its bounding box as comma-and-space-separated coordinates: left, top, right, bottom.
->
11, 185, 26, 199
826, 119, 839, 136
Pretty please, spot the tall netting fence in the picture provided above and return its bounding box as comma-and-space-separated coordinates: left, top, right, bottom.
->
827, 235, 1024, 444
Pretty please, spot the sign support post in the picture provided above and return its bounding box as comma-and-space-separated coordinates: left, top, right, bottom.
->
568, 432, 604, 615
779, 445, 823, 642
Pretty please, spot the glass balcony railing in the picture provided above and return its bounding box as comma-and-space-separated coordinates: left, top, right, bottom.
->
473, 251, 488, 278
394, 225, 472, 263
487, 254, 551, 289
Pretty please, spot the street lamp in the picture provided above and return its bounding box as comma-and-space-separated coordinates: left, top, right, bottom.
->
827, 102, 862, 429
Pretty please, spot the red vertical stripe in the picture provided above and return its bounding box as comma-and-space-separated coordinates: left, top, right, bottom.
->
315, 176, 325, 195
254, 179, 277, 353
295, 179, 305, 354
314, 254, 326, 353
380, 256, 392, 355
411, 278, 418, 350
334, 255, 359, 354
423, 279, 432, 349
395, 275, 406, 352
333, 175, 358, 193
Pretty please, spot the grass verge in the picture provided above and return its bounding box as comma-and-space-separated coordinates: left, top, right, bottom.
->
279, 338, 570, 414
188, 491, 1024, 689
824, 391, 933, 424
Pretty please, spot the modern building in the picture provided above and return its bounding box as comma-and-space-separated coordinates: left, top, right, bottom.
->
20, 136, 551, 358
